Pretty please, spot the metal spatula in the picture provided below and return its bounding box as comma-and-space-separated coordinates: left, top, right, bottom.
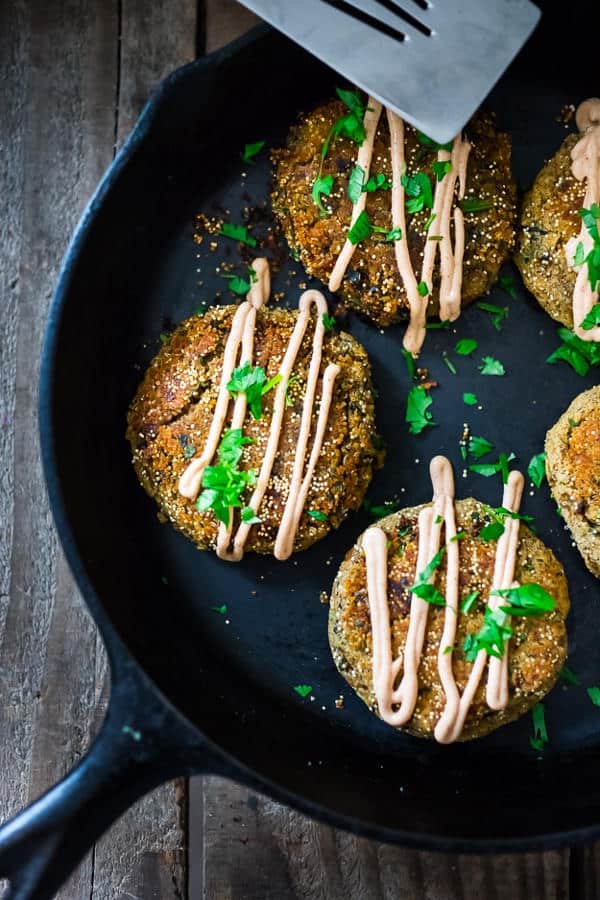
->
237, 0, 540, 143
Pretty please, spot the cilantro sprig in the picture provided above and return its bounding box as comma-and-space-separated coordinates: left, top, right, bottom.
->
312, 87, 367, 215
401, 171, 433, 214
347, 209, 401, 245
478, 356, 505, 376
469, 451, 516, 484
219, 222, 257, 247
409, 547, 446, 606
547, 326, 600, 375
406, 385, 435, 435
573, 204, 600, 297
227, 362, 281, 419
347, 165, 390, 203
530, 703, 548, 752
241, 139, 265, 164
197, 429, 256, 526
476, 302, 508, 331
463, 584, 555, 663
527, 451, 547, 489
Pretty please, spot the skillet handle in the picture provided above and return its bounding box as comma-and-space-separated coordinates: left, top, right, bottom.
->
0, 657, 223, 900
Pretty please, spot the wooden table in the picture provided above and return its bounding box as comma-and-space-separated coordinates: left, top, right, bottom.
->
0, 1, 596, 896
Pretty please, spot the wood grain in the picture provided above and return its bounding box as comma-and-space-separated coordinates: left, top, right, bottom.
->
0, 0, 194, 896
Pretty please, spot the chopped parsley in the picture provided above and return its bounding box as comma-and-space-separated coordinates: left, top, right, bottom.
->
424, 213, 436, 232
431, 159, 452, 181
460, 197, 492, 213
442, 352, 457, 374
464, 585, 554, 665
426, 319, 451, 330
463, 392, 478, 406
307, 509, 328, 522
527, 451, 547, 489
587, 686, 600, 707
581, 303, 600, 330
547, 326, 600, 375
469, 451, 516, 483
476, 301, 509, 331
159, 332, 169, 344
530, 703, 548, 752
498, 274, 517, 299
294, 684, 312, 698
348, 165, 365, 203
227, 362, 281, 419
401, 172, 433, 214
221, 266, 258, 297
386, 227, 403, 241
362, 498, 402, 519
211, 604, 227, 615
559, 665, 580, 686
241, 506, 261, 525
417, 131, 453, 152
492, 582, 555, 617
455, 338, 478, 356
574, 204, 600, 293
451, 531, 466, 542
406, 385, 435, 435
347, 210, 402, 244
479, 521, 505, 542
461, 590, 480, 614
241, 139, 265, 163
468, 435, 493, 459
401, 347, 415, 379
312, 174, 334, 216
417, 280, 429, 297
478, 356, 505, 376
196, 429, 256, 526
409, 547, 446, 606
219, 222, 257, 247
364, 172, 392, 193
322, 313, 336, 331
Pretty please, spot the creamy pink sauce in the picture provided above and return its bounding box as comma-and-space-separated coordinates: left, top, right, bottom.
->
566, 98, 600, 341
363, 456, 525, 744
329, 101, 471, 356
178, 261, 339, 562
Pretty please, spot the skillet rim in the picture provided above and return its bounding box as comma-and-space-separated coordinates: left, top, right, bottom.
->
38, 22, 600, 853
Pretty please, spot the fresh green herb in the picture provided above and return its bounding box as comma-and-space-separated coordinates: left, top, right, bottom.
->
581, 303, 600, 330
159, 332, 169, 345
197, 429, 256, 526
307, 509, 328, 522
294, 684, 312, 698
587, 687, 600, 707
463, 392, 478, 406
402, 347, 415, 379
461, 591, 480, 614
348, 165, 365, 203
559, 665, 581, 686
546, 326, 600, 375
220, 272, 255, 296
455, 338, 478, 356
322, 313, 336, 331
431, 159, 452, 181
460, 197, 492, 213
312, 174, 334, 216
406, 385, 435, 435
401, 171, 433, 214
463, 606, 512, 661
476, 301, 509, 331
478, 356, 505, 376
469, 452, 516, 483
417, 280, 429, 297
241, 506, 261, 525
442, 352, 457, 374
498, 274, 517, 299
468, 435, 493, 459
528, 451, 547, 489
211, 604, 227, 615
451, 531, 467, 542
426, 319, 451, 330
530, 703, 548, 752
385, 227, 403, 241
443, 645, 454, 654
219, 222, 257, 247
416, 131, 453, 152
363, 172, 392, 193
556, 504, 563, 518
423, 213, 436, 232
241, 139, 265, 163
493, 583, 555, 617
575, 204, 600, 292
347, 209, 373, 244
227, 362, 281, 419
409, 547, 446, 606
284, 374, 299, 408
573, 241, 586, 267
480, 521, 505, 542
428, 234, 444, 241
362, 498, 402, 519
435, 514, 443, 524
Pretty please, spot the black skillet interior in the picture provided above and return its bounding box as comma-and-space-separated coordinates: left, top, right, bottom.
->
44, 13, 600, 849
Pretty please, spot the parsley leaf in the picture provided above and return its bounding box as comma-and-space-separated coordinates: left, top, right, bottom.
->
312, 174, 334, 216
362, 498, 402, 519
463, 606, 512, 661
527, 451, 547, 489
431, 159, 452, 181
294, 684, 312, 698
406, 385, 435, 435
363, 172, 391, 193
547, 326, 600, 375
463, 392, 478, 406
460, 197, 492, 213
401, 347, 415, 379
461, 591, 480, 614
227, 361, 280, 419
220, 268, 257, 297
409, 547, 446, 606
197, 429, 257, 526
348, 164, 365, 203
468, 435, 494, 459
587, 686, 600, 707
307, 509, 328, 522
347, 209, 373, 244
322, 313, 336, 331
478, 356, 505, 376
219, 222, 257, 247
493, 583, 555, 617
580, 303, 600, 330
417, 281, 429, 297
241, 139, 265, 163
442, 352, 457, 374
455, 338, 478, 356
498, 274, 517, 299
469, 452, 516, 483
476, 302, 509, 331
241, 506, 261, 525
401, 172, 433, 214
385, 227, 403, 241
417, 131, 453, 152
211, 604, 227, 615
559, 665, 580, 686
530, 703, 548, 752
577, 205, 600, 292
480, 521, 505, 542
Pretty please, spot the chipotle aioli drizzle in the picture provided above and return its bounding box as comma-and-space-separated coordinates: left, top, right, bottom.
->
363, 456, 526, 744
566, 98, 600, 341
328, 99, 471, 355
178, 259, 339, 562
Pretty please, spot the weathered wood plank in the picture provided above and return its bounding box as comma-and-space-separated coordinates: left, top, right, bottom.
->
0, 0, 191, 897
204, 0, 261, 55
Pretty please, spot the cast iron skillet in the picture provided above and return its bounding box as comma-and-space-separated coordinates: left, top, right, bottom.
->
1, 12, 600, 898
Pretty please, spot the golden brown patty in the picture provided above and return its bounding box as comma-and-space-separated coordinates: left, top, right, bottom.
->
127, 304, 381, 556
272, 102, 517, 328
515, 133, 584, 328
546, 385, 600, 578
329, 500, 569, 740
